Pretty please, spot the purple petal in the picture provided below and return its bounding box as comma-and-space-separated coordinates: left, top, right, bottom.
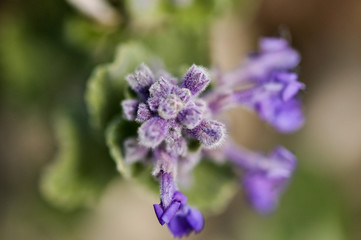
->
121, 99, 139, 120
147, 96, 161, 111
166, 136, 187, 157
173, 87, 192, 104
243, 172, 288, 214
136, 103, 152, 122
167, 215, 193, 238
178, 106, 202, 129
172, 191, 188, 205
123, 138, 149, 163
275, 71, 298, 83
237, 145, 297, 214
149, 77, 172, 99
259, 37, 289, 52
245, 91, 304, 133
194, 99, 208, 113
153, 204, 165, 225
164, 121, 186, 157
225, 143, 297, 178
181, 65, 210, 96
270, 146, 296, 168
186, 208, 204, 232
187, 120, 225, 148
242, 38, 301, 81
245, 51, 300, 80
126, 64, 154, 99
274, 72, 305, 101
161, 201, 181, 224
158, 94, 184, 119
282, 81, 305, 102
138, 117, 168, 148
282, 83, 303, 101
273, 99, 304, 133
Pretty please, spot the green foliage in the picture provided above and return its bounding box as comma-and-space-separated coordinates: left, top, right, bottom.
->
105, 116, 139, 177
85, 42, 152, 129
187, 138, 202, 152
141, 26, 209, 71
105, 115, 159, 192
125, 0, 166, 28
40, 110, 116, 210
0, 18, 79, 105
63, 16, 125, 61
239, 163, 347, 240
183, 160, 238, 213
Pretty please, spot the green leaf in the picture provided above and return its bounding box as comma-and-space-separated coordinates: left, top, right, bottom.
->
183, 160, 238, 213
105, 116, 158, 191
105, 116, 139, 177
125, 0, 165, 29
0, 17, 81, 105
85, 42, 152, 129
131, 162, 159, 193
40, 110, 116, 210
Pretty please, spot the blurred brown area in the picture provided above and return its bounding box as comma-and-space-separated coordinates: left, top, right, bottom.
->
1, 0, 361, 239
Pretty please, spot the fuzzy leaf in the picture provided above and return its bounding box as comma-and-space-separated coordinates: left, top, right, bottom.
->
183, 160, 237, 213
85, 42, 152, 129
40, 111, 116, 210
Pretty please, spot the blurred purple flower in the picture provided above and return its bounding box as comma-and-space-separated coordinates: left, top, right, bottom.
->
225, 143, 296, 214
233, 72, 305, 132
120, 63, 223, 237
208, 37, 305, 133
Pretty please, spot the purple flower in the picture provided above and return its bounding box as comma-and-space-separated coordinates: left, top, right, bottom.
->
234, 72, 305, 132
187, 120, 225, 148
208, 37, 305, 133
136, 103, 152, 122
138, 117, 168, 148
181, 64, 210, 96
121, 99, 139, 120
122, 64, 225, 151
225, 143, 296, 214
126, 63, 154, 100
243, 37, 300, 81
153, 171, 204, 238
120, 63, 223, 237
123, 138, 149, 163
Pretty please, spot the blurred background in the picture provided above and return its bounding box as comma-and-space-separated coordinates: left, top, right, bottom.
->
1, 0, 361, 239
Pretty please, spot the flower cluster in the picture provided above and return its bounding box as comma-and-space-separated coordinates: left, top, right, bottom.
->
121, 64, 225, 237
120, 37, 304, 238
122, 64, 225, 153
